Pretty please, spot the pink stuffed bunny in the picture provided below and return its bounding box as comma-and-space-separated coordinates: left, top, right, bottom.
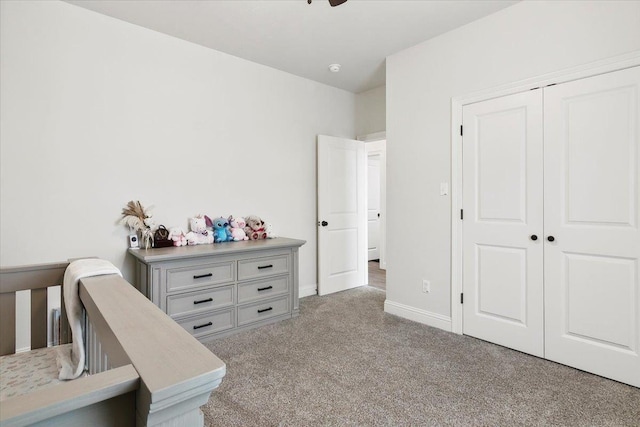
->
168, 227, 188, 247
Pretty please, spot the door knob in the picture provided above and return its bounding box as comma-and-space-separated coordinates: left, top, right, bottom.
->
547, 236, 555, 242
530, 235, 538, 241
377, 213, 380, 218
321, 221, 328, 227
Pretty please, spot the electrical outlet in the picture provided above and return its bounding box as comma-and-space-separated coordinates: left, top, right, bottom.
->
422, 279, 430, 293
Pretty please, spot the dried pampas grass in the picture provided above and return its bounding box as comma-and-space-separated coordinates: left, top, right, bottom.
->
120, 200, 154, 249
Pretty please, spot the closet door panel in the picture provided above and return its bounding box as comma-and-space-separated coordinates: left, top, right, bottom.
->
544, 66, 640, 387
462, 90, 544, 357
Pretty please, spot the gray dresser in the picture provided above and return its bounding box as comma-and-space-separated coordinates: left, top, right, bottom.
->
128, 237, 306, 343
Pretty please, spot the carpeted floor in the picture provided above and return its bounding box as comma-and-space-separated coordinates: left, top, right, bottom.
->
203, 287, 640, 426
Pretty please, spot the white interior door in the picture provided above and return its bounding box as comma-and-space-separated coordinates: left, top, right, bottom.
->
544, 66, 640, 387
317, 135, 366, 296
367, 154, 381, 261
462, 90, 544, 357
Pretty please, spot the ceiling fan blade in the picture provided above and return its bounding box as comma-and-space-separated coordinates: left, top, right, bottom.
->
328, 0, 347, 7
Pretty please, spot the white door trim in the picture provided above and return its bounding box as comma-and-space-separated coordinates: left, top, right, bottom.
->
358, 131, 387, 269
357, 131, 386, 142
450, 50, 640, 335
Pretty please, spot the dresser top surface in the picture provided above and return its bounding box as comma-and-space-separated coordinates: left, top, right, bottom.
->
128, 237, 306, 263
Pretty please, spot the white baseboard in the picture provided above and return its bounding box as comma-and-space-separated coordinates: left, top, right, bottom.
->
299, 284, 317, 298
384, 300, 452, 332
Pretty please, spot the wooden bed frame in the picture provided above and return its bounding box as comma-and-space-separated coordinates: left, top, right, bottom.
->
0, 261, 226, 427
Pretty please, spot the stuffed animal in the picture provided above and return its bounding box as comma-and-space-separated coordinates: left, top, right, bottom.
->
244, 215, 267, 240
185, 215, 214, 245
265, 222, 277, 239
228, 216, 249, 241
168, 227, 188, 247
212, 216, 233, 243
205, 215, 214, 235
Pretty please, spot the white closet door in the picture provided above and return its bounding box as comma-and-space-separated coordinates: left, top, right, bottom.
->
462, 90, 544, 357
544, 66, 640, 387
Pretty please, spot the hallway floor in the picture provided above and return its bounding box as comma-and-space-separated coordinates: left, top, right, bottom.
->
367, 260, 386, 291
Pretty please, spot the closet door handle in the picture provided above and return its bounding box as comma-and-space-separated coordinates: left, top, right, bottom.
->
530, 235, 538, 241
547, 236, 555, 242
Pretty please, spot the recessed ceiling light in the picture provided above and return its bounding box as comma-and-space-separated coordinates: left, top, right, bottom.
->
328, 64, 341, 73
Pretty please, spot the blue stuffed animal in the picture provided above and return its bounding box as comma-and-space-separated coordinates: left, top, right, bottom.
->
212, 216, 233, 243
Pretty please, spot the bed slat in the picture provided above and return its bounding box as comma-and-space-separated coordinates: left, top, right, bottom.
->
0, 292, 17, 356
30, 288, 48, 350
60, 296, 70, 344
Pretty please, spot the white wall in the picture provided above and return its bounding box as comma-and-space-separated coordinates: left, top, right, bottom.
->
385, 1, 640, 327
355, 85, 386, 137
1, 1, 355, 348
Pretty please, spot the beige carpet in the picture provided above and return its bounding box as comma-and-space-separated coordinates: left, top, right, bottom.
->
204, 286, 640, 426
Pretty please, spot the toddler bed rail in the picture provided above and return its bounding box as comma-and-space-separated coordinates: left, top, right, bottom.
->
0, 262, 70, 355
0, 261, 226, 427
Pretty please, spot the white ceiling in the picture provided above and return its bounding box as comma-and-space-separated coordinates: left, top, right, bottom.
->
66, 0, 518, 94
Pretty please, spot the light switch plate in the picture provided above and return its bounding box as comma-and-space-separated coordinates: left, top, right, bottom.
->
440, 182, 448, 196
422, 280, 430, 293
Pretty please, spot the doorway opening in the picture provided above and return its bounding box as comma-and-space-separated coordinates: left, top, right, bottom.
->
368, 260, 386, 291
364, 137, 386, 291
316, 133, 386, 296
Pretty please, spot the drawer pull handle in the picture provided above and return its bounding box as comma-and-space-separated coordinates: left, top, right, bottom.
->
193, 298, 213, 305
193, 322, 213, 330
257, 307, 273, 314
257, 286, 273, 292
193, 273, 213, 279
257, 264, 273, 270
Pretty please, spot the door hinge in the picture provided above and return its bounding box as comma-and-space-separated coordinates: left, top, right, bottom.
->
460, 293, 464, 304
460, 125, 463, 136
460, 209, 463, 220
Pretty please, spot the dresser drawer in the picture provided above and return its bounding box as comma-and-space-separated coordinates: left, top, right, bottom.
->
167, 285, 234, 318
175, 308, 235, 338
166, 261, 235, 292
237, 295, 289, 326
238, 276, 289, 304
237, 254, 289, 281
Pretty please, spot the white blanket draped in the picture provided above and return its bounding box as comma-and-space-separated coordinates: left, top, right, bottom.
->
57, 259, 121, 380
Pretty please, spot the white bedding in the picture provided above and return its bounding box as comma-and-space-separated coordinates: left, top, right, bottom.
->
0, 344, 74, 400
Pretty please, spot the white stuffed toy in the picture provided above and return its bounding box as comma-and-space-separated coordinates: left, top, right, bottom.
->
265, 222, 277, 239
185, 215, 214, 245
168, 227, 188, 247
